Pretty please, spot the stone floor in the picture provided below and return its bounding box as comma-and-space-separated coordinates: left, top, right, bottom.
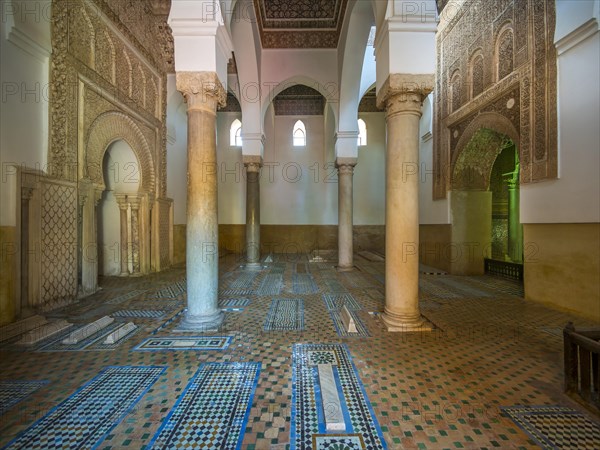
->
1, 254, 599, 449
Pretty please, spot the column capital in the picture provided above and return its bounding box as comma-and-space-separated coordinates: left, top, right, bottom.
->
21, 186, 34, 201
114, 193, 129, 209
176, 71, 227, 113
335, 157, 358, 172
376, 74, 434, 112
243, 155, 263, 172
128, 195, 141, 210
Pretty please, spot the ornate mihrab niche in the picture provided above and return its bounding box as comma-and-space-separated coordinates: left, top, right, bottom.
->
433, 0, 557, 199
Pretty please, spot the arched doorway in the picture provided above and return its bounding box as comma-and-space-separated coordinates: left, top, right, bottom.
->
450, 124, 522, 276
98, 140, 140, 276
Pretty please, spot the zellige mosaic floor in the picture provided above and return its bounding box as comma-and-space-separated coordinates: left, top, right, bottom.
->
0, 254, 599, 449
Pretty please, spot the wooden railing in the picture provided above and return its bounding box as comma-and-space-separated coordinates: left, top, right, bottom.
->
563, 322, 600, 412
484, 258, 523, 281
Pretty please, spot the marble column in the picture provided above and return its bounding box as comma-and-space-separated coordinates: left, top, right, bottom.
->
80, 179, 101, 294
505, 165, 523, 262
336, 159, 356, 271
176, 72, 226, 330
115, 194, 129, 277
129, 196, 141, 275
378, 74, 434, 332
245, 161, 261, 269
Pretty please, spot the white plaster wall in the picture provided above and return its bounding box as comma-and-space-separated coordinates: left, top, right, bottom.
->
418, 94, 450, 224
217, 112, 245, 224
260, 49, 338, 120
0, 3, 50, 226
521, 11, 600, 224
262, 113, 338, 225
355, 112, 386, 225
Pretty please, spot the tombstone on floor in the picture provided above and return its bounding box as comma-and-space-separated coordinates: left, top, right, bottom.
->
17, 320, 73, 345
340, 305, 358, 333
62, 316, 114, 345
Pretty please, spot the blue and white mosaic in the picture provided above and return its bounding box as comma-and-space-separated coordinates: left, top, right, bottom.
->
147, 362, 260, 449
323, 278, 347, 293
291, 344, 387, 450
2, 366, 164, 450
134, 336, 232, 351
218, 298, 250, 308
264, 299, 304, 331
149, 281, 186, 299
0, 380, 49, 416
219, 288, 254, 297
106, 290, 146, 305
292, 274, 319, 294
329, 310, 370, 337
229, 272, 258, 289
501, 405, 600, 449
256, 274, 283, 296
313, 434, 366, 449
322, 293, 362, 311
113, 309, 166, 318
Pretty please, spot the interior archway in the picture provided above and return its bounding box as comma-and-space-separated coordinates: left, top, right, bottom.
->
450, 126, 522, 275
98, 140, 140, 276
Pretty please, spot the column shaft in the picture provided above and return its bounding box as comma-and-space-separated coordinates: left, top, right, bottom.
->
130, 198, 141, 274
118, 202, 129, 277
382, 91, 430, 331
337, 164, 355, 271
245, 163, 261, 268
177, 72, 225, 330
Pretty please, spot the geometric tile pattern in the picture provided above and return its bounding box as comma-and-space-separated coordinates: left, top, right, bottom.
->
40, 182, 77, 303
291, 344, 387, 450
149, 281, 186, 298
2, 366, 164, 449
329, 310, 370, 337
322, 293, 362, 311
264, 299, 304, 331
323, 277, 347, 293
292, 274, 319, 294
147, 362, 260, 449
112, 309, 166, 318
106, 289, 147, 304
134, 336, 232, 351
256, 274, 283, 296
151, 310, 185, 335
229, 272, 259, 289
0, 380, 49, 416
219, 288, 254, 297
501, 405, 600, 449
218, 298, 251, 308
313, 434, 366, 449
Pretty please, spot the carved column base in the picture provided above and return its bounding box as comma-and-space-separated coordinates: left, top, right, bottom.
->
176, 310, 224, 332
381, 309, 433, 332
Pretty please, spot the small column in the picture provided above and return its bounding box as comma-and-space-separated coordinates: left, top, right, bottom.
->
505, 163, 523, 262
80, 180, 102, 294
244, 160, 262, 269
176, 71, 226, 331
115, 194, 129, 277
336, 158, 357, 271
129, 195, 141, 275
377, 74, 434, 332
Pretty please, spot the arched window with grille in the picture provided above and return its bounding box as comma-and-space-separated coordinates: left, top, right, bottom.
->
230, 119, 242, 146
293, 120, 306, 146
357, 118, 367, 146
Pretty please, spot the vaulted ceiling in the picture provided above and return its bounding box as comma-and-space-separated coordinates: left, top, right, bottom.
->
253, 0, 349, 48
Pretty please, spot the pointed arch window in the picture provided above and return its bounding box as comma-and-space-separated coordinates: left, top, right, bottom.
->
293, 120, 306, 146
230, 119, 242, 146
357, 118, 367, 146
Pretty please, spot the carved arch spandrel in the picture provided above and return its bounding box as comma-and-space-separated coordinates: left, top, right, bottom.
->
85, 112, 156, 193
451, 112, 520, 190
